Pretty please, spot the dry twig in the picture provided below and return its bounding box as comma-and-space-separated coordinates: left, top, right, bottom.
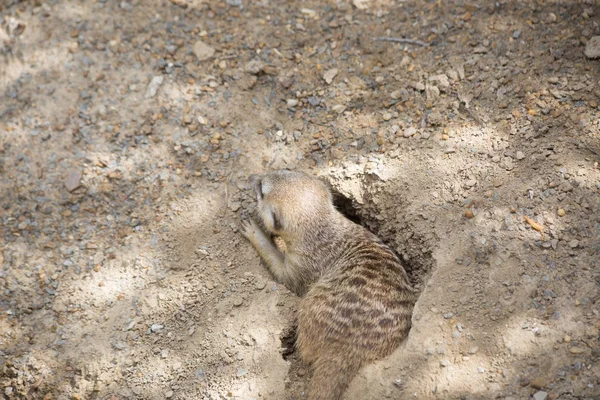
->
373, 36, 430, 47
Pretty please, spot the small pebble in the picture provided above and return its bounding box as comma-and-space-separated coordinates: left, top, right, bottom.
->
403, 127, 417, 138
569, 346, 585, 354
533, 391, 548, 400
145, 76, 164, 98
531, 378, 547, 389
331, 104, 346, 114
323, 68, 338, 84
193, 40, 215, 61
584, 36, 600, 59
65, 170, 82, 192
255, 281, 266, 290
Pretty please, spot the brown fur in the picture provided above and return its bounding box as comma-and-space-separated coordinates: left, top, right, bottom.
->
241, 170, 415, 400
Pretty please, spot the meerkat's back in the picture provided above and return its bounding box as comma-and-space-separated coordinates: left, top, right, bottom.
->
242, 170, 415, 400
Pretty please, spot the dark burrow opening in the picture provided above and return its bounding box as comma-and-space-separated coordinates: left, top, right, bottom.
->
331, 188, 433, 290
332, 190, 363, 226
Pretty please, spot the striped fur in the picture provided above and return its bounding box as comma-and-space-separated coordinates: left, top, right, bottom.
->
242, 170, 415, 400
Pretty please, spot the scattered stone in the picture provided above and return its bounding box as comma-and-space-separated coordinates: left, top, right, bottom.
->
557, 208, 565, 217
65, 169, 82, 192
193, 40, 215, 61
145, 76, 164, 98
331, 104, 346, 114
558, 182, 573, 192
519, 377, 530, 387
353, 0, 369, 9
151, 324, 164, 333
382, 113, 392, 121
429, 74, 450, 89
531, 378, 547, 389
323, 68, 338, 84
584, 36, 600, 59
428, 111, 443, 126
443, 312, 453, 319
516, 151, 525, 160
245, 59, 265, 75
300, 8, 317, 17
165, 390, 174, 398
411, 81, 425, 91
464, 179, 477, 188
569, 240, 579, 248
533, 391, 548, 400
444, 147, 457, 154
569, 346, 585, 354
390, 90, 402, 100
403, 127, 417, 138
233, 297, 243, 307
440, 359, 450, 367
255, 280, 266, 290
287, 99, 299, 107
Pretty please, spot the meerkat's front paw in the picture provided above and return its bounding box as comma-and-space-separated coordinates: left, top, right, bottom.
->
241, 218, 261, 243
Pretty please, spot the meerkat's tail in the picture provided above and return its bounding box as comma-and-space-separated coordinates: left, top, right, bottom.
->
307, 354, 362, 400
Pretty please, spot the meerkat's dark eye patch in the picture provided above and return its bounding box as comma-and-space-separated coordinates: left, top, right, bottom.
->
272, 208, 282, 231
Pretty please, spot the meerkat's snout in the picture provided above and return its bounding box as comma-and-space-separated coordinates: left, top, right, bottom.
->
248, 174, 262, 200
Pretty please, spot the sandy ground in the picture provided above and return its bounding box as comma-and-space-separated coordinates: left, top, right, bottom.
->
1, 0, 600, 399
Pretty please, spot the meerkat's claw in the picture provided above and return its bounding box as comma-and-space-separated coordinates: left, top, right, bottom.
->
241, 218, 260, 241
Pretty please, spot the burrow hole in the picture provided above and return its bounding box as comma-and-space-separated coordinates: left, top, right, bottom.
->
331, 188, 432, 289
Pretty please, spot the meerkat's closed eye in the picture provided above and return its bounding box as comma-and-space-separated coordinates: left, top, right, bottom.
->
256, 182, 263, 200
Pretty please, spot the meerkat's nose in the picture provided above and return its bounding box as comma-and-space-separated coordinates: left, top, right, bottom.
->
248, 174, 262, 199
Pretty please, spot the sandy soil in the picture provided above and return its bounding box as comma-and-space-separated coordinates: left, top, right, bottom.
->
1, 0, 600, 399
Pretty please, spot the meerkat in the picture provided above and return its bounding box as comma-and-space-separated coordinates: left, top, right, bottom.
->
241, 170, 415, 400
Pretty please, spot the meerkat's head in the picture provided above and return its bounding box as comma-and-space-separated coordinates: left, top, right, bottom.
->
249, 170, 334, 236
